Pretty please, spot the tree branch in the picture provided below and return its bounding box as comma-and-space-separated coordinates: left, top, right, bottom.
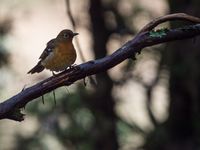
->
1, 13, 200, 121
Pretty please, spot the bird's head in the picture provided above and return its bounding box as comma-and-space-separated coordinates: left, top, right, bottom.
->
57, 29, 78, 42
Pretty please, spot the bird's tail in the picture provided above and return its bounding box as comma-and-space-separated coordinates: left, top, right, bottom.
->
27, 61, 45, 74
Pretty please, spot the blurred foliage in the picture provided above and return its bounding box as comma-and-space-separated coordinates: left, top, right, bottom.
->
0, 12, 12, 150
142, 0, 200, 150
0, 17, 11, 67
15, 85, 145, 150
16, 85, 95, 150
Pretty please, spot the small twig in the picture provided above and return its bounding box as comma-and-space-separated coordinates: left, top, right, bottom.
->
53, 90, 56, 106
65, 0, 86, 62
64, 86, 70, 94
42, 95, 45, 104
138, 13, 200, 34
83, 78, 87, 86
21, 84, 27, 92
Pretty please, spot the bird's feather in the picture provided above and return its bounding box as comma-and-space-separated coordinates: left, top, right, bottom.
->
39, 39, 56, 60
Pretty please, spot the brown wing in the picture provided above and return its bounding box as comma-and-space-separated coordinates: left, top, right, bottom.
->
39, 38, 56, 60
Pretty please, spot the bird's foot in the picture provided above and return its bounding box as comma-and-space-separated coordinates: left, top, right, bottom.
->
63, 64, 79, 73
69, 64, 77, 70
52, 71, 59, 76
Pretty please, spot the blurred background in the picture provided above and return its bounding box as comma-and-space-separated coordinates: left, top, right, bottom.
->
0, 0, 200, 150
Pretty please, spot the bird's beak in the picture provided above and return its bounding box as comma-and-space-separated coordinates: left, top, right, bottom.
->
73, 33, 79, 36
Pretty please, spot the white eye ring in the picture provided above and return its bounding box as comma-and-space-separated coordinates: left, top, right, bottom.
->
63, 33, 69, 38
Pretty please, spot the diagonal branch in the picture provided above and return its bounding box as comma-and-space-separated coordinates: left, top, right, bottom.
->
1, 13, 200, 121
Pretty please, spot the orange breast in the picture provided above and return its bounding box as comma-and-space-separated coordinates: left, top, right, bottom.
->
42, 42, 76, 71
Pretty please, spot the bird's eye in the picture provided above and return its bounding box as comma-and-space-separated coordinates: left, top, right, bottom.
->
63, 33, 69, 39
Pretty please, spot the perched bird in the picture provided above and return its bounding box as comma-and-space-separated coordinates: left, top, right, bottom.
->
28, 29, 78, 74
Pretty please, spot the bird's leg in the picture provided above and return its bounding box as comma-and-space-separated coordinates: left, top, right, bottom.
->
63, 64, 78, 74
52, 71, 56, 76
69, 64, 77, 69
69, 64, 80, 71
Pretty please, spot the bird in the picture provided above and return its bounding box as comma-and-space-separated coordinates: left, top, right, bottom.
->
27, 29, 78, 74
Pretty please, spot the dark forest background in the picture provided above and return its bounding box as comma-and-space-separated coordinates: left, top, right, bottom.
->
0, 0, 200, 150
